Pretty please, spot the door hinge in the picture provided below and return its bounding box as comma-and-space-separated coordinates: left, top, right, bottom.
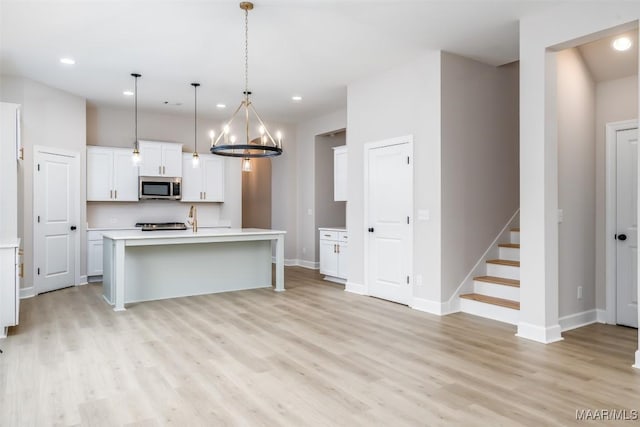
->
37, 215, 40, 223
37, 164, 40, 171
37, 267, 40, 275
407, 275, 410, 284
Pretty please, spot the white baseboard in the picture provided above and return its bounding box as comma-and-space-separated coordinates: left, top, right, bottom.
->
324, 276, 346, 285
345, 281, 366, 295
559, 309, 599, 331
596, 309, 608, 324
298, 259, 319, 270
88, 275, 103, 283
516, 322, 563, 344
77, 275, 88, 286
411, 297, 459, 315
271, 257, 318, 268
20, 286, 35, 299
634, 350, 640, 370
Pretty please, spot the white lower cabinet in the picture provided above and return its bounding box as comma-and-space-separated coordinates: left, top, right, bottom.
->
319, 228, 348, 283
0, 243, 20, 338
87, 229, 129, 278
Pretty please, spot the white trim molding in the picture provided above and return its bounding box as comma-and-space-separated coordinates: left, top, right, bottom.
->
516, 322, 564, 344
410, 297, 458, 316
446, 209, 520, 309
634, 351, 640, 370
605, 119, 638, 324
559, 309, 601, 332
596, 309, 607, 324
19, 286, 35, 299
345, 281, 366, 295
297, 260, 319, 270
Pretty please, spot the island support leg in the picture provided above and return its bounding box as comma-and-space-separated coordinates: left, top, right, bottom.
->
114, 240, 126, 311
274, 234, 285, 292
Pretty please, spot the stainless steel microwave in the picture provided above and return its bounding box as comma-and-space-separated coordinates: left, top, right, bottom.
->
139, 176, 182, 200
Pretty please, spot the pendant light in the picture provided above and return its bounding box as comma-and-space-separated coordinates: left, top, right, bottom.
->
191, 82, 201, 168
210, 1, 283, 163
131, 73, 142, 164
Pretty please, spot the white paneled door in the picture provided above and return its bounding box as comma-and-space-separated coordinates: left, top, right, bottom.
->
366, 139, 413, 305
34, 148, 80, 294
616, 127, 638, 328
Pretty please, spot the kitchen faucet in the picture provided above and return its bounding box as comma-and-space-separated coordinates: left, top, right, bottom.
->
187, 205, 198, 232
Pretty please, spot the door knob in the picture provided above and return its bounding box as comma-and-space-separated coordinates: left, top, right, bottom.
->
368, 227, 374, 233
70, 226, 77, 231
617, 233, 627, 241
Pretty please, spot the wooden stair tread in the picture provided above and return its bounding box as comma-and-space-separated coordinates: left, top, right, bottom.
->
460, 293, 520, 310
498, 243, 520, 249
486, 259, 520, 267
511, 227, 520, 232
473, 276, 520, 287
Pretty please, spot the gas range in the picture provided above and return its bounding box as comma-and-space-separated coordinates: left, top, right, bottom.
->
135, 222, 187, 231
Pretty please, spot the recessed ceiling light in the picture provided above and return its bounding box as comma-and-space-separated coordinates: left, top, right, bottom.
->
612, 37, 632, 51
216, 103, 226, 109
123, 90, 134, 96
292, 95, 302, 102
59, 57, 75, 65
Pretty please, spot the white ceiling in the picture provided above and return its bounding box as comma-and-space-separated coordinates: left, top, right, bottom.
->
0, 0, 558, 123
578, 29, 638, 82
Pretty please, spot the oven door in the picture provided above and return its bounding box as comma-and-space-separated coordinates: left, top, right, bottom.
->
139, 178, 173, 199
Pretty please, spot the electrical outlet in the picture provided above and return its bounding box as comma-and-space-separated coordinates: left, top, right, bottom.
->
577, 286, 583, 299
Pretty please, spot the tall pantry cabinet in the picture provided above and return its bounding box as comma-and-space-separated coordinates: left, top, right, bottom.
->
0, 102, 22, 338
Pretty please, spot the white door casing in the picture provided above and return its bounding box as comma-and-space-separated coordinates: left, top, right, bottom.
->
616, 127, 638, 328
34, 147, 80, 294
365, 137, 413, 305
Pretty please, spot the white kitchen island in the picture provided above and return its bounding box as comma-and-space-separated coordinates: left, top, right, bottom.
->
102, 228, 286, 311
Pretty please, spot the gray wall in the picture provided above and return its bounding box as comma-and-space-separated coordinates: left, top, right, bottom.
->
557, 48, 597, 318
1, 75, 87, 289
314, 132, 346, 261
242, 158, 272, 229
347, 51, 442, 301
595, 74, 638, 310
295, 109, 347, 267
440, 53, 520, 300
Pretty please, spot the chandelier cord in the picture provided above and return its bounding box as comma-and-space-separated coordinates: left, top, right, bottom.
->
134, 75, 138, 147
194, 84, 197, 153
244, 7, 249, 101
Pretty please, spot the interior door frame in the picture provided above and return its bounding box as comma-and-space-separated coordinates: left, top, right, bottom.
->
33, 145, 81, 294
363, 135, 414, 301
605, 119, 638, 324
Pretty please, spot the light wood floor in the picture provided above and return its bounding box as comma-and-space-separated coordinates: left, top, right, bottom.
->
1, 267, 639, 426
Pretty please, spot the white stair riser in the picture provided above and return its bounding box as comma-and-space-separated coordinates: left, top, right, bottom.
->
486, 263, 520, 280
460, 299, 519, 325
473, 281, 520, 301
510, 231, 520, 244
499, 247, 520, 261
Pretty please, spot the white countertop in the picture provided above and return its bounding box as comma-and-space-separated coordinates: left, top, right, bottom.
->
0, 238, 20, 249
102, 228, 286, 241
318, 227, 347, 232
87, 225, 231, 232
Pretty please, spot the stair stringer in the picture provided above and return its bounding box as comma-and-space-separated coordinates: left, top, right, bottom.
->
443, 209, 520, 314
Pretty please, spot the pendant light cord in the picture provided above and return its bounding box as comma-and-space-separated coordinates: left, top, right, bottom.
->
134, 75, 138, 148
244, 7, 249, 101
194, 84, 198, 153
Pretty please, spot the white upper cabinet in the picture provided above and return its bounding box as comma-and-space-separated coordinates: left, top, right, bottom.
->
333, 145, 347, 201
181, 153, 225, 202
87, 146, 139, 201
138, 140, 183, 177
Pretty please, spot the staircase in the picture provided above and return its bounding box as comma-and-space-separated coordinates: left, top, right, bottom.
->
459, 228, 520, 325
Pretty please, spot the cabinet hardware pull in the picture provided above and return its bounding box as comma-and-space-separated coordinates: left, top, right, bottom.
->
337, 245, 340, 254
114, 190, 117, 199
204, 192, 206, 199
159, 166, 161, 174
19, 263, 24, 278
163, 166, 166, 175
324, 234, 331, 237
110, 190, 113, 199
